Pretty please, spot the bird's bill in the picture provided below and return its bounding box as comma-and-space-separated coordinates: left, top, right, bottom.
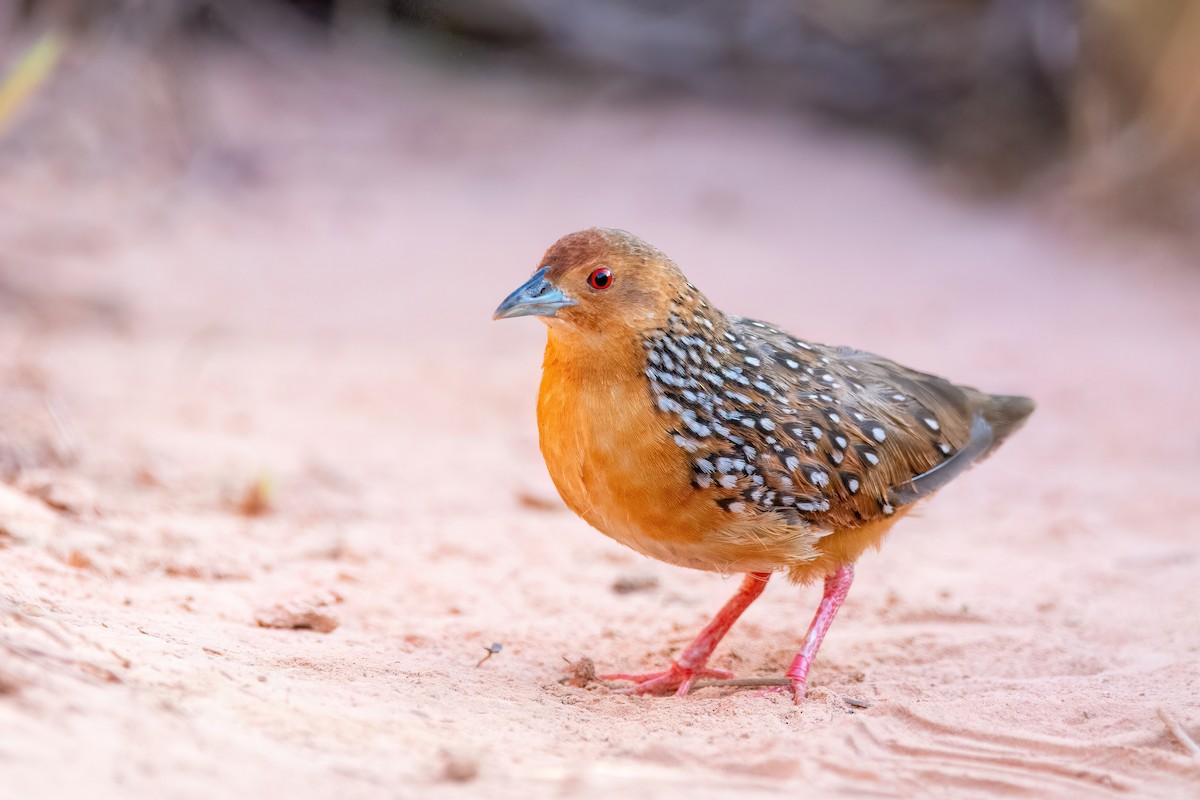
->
493, 267, 578, 320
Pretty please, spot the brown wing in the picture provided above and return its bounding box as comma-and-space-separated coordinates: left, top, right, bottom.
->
727, 316, 1032, 528
640, 302, 1031, 531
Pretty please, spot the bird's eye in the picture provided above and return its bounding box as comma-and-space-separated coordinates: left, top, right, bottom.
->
587, 268, 613, 290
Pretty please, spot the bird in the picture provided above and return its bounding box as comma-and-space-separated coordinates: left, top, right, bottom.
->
493, 227, 1033, 704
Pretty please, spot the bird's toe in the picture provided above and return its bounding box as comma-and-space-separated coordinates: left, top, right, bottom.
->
601, 663, 734, 696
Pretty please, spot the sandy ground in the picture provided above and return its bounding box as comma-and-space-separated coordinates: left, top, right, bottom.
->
1, 44, 1199, 799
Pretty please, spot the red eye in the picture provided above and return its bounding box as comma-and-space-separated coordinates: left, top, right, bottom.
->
588, 268, 613, 290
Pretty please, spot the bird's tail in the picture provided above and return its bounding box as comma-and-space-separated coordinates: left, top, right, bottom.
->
887, 392, 1034, 507
980, 394, 1035, 456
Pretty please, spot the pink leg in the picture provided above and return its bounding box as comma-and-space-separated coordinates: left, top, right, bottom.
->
602, 572, 771, 697
785, 563, 854, 704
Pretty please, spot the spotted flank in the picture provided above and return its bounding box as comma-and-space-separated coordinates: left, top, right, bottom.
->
641, 289, 999, 529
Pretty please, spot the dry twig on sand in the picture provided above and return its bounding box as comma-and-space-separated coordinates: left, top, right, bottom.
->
1158, 707, 1200, 758
688, 677, 791, 692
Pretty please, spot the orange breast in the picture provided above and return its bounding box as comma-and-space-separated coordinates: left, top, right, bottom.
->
536, 334, 723, 567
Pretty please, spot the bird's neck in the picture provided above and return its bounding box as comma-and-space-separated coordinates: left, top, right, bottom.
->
541, 323, 647, 385
541, 283, 730, 368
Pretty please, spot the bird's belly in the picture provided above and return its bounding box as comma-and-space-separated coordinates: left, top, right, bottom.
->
538, 394, 820, 574
535, 354, 838, 575
543, 426, 712, 565
537, 380, 734, 570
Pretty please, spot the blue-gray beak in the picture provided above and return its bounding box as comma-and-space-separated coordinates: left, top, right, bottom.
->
493, 267, 578, 320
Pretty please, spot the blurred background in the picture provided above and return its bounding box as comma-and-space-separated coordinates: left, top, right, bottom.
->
3, 4, 1200, 797
2, 0, 1200, 351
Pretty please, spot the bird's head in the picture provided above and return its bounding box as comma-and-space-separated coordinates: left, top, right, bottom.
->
493, 228, 689, 337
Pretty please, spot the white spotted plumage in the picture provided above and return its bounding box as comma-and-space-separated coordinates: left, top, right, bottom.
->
640, 284, 980, 530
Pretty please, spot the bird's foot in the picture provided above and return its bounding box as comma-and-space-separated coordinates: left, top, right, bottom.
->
601, 662, 734, 697
761, 652, 815, 704
764, 676, 809, 705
